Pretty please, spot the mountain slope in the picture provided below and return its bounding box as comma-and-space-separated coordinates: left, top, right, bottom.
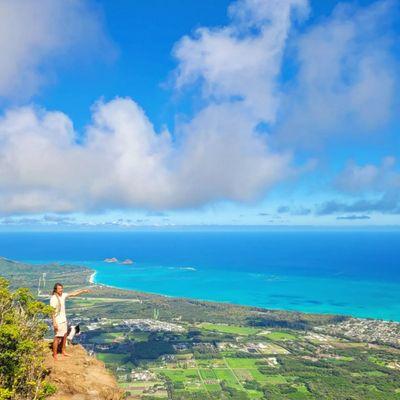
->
45, 344, 123, 400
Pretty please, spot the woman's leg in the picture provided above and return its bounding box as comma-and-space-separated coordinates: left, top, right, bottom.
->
53, 337, 59, 359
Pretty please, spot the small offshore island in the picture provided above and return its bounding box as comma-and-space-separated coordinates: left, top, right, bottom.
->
104, 257, 134, 265
1, 257, 400, 400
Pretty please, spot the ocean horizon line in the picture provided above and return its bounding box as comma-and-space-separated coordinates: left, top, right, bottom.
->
1, 224, 400, 233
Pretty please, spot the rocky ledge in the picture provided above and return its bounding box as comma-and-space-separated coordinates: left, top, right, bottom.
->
45, 344, 123, 400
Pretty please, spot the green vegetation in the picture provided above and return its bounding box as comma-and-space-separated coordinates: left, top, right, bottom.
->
0, 258, 91, 292
89, 322, 400, 400
96, 353, 128, 364
0, 277, 55, 400
1, 258, 400, 400
264, 331, 297, 341
199, 323, 261, 336
0, 258, 344, 329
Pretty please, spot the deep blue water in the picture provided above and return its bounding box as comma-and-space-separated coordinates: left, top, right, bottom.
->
0, 230, 399, 321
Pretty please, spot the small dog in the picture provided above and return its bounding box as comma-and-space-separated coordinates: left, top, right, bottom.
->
66, 324, 81, 344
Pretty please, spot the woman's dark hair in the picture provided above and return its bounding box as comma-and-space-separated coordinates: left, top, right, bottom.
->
52, 283, 63, 295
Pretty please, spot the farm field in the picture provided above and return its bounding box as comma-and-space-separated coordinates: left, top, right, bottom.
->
154, 354, 300, 399
90, 320, 400, 400
198, 322, 261, 336
264, 331, 297, 341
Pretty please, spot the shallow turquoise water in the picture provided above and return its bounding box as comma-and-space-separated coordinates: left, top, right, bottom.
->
0, 230, 399, 321
82, 260, 400, 321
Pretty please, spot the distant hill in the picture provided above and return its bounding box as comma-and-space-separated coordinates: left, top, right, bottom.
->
0, 257, 92, 292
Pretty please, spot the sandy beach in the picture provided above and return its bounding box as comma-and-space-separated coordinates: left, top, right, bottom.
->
88, 271, 96, 284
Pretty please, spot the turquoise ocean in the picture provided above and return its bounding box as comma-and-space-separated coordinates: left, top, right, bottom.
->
0, 230, 399, 321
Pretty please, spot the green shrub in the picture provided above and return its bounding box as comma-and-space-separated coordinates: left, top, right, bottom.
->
0, 277, 54, 400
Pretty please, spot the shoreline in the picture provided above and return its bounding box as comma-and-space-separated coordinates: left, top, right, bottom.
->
88, 271, 96, 284
87, 272, 400, 324
81, 264, 400, 323
85, 267, 386, 323
6, 256, 398, 323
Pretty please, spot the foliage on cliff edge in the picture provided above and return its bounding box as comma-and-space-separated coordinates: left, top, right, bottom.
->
0, 277, 55, 400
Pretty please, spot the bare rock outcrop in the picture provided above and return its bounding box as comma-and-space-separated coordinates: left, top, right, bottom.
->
45, 344, 124, 400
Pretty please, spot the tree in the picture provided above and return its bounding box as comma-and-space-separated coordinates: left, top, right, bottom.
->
0, 277, 55, 400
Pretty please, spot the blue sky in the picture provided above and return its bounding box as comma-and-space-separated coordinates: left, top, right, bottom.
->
0, 0, 399, 229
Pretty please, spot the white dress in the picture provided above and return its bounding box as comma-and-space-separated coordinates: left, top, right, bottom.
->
50, 292, 69, 337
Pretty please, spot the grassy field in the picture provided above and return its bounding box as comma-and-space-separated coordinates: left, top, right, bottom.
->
225, 357, 265, 368
213, 369, 239, 386
89, 332, 124, 344
263, 331, 297, 341
198, 322, 261, 336
154, 355, 310, 399
128, 331, 150, 342
96, 352, 127, 364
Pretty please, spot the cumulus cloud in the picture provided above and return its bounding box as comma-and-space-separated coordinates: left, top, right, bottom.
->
173, 0, 309, 122
0, 0, 113, 100
335, 157, 399, 194
277, 0, 399, 146
317, 193, 400, 215
0, 0, 398, 217
0, 98, 291, 214
172, 103, 291, 206
0, 0, 307, 214
317, 156, 400, 216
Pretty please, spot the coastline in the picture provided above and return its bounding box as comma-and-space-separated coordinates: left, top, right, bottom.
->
88, 272, 176, 299
88, 271, 96, 284
84, 265, 377, 322
2, 255, 399, 322
81, 266, 400, 351
82, 262, 400, 323
2, 229, 400, 322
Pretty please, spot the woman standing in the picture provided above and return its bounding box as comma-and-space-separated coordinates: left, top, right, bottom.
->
50, 283, 91, 360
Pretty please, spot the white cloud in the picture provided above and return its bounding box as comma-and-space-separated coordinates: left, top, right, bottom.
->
0, 0, 112, 100
277, 0, 399, 146
0, 0, 302, 214
173, 0, 309, 122
0, 0, 398, 216
172, 103, 291, 205
335, 156, 399, 194
0, 98, 291, 214
316, 156, 400, 216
